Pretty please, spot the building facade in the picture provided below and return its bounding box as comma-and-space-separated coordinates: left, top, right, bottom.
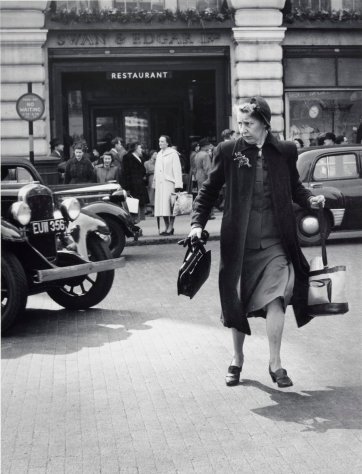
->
1, 0, 361, 179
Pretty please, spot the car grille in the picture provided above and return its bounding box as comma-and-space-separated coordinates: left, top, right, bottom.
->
23, 186, 57, 261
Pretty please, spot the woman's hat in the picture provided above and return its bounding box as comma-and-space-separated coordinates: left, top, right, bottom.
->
249, 96, 272, 128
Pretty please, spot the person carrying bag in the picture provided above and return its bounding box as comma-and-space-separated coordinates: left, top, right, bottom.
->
308, 204, 349, 316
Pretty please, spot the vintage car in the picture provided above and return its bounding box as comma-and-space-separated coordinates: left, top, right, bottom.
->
295, 144, 362, 245
1, 178, 125, 334
1, 157, 140, 257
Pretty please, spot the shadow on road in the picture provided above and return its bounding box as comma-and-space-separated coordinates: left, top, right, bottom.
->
1, 307, 157, 359
242, 379, 362, 433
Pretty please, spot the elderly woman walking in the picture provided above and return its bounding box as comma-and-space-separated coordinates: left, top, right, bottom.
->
188, 97, 325, 388
153, 135, 183, 235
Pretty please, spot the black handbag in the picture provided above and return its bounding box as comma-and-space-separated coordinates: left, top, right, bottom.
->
177, 230, 211, 299
308, 206, 348, 316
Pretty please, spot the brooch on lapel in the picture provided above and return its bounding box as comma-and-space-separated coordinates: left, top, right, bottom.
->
233, 152, 252, 168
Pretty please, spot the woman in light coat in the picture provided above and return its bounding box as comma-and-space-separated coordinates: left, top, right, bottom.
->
153, 135, 183, 235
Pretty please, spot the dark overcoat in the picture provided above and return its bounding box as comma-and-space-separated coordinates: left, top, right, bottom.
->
123, 153, 149, 206
191, 133, 314, 335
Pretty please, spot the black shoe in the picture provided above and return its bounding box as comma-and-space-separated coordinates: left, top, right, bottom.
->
269, 367, 293, 388
225, 365, 242, 386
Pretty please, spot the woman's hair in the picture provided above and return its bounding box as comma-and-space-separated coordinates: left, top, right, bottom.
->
160, 135, 172, 146
191, 141, 200, 151
238, 102, 271, 130
128, 141, 140, 153
149, 149, 157, 159
73, 142, 84, 151
294, 138, 304, 148
101, 153, 113, 162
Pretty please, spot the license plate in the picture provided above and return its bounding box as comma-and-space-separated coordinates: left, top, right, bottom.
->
31, 218, 66, 235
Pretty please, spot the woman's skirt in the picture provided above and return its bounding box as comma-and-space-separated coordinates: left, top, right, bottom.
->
154, 179, 175, 217
242, 243, 295, 318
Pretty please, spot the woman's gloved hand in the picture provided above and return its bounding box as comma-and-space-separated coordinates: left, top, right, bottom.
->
188, 226, 202, 241
309, 194, 325, 209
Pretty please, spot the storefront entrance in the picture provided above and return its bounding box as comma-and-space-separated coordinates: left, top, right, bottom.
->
49, 56, 230, 159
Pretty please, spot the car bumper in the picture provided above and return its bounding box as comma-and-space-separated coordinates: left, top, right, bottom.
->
35, 257, 125, 283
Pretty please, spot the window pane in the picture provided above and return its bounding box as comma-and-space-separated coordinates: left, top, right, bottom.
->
286, 90, 362, 145
68, 91, 85, 144
124, 110, 150, 148
178, 0, 221, 9
54, 1, 99, 9
285, 58, 336, 87
114, 0, 164, 10
338, 58, 362, 87
314, 154, 358, 180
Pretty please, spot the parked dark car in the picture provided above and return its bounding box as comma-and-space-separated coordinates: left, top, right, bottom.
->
295, 144, 362, 245
1, 178, 125, 334
1, 157, 140, 257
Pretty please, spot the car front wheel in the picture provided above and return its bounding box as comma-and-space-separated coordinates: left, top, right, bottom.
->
1, 252, 28, 334
98, 214, 126, 258
47, 235, 115, 310
296, 209, 331, 246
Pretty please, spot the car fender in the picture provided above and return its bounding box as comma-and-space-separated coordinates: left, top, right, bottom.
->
68, 209, 110, 260
1, 218, 27, 242
82, 201, 134, 237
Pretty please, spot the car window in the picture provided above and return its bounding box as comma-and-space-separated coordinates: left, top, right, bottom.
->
1, 166, 35, 183
313, 154, 359, 181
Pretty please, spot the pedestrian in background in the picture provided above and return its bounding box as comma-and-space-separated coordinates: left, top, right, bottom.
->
323, 132, 336, 146
187, 142, 200, 195
64, 143, 95, 184
294, 138, 304, 149
123, 142, 149, 223
94, 153, 121, 184
221, 129, 236, 141
194, 138, 212, 192
144, 150, 157, 215
153, 135, 183, 235
189, 96, 325, 388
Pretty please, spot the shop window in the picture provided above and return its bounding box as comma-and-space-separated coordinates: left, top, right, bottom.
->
313, 154, 358, 181
114, 0, 164, 11
52, 1, 99, 10
290, 0, 362, 8
291, 0, 330, 8
178, 0, 223, 9
284, 58, 336, 87
338, 58, 362, 87
286, 90, 362, 145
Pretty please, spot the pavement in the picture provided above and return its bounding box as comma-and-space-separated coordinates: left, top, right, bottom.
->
2, 234, 362, 473
127, 211, 222, 246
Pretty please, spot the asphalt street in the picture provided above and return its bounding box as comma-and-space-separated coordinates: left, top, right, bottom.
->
2, 236, 362, 473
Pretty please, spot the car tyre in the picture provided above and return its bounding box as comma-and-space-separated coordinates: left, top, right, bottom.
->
98, 214, 126, 258
47, 235, 114, 310
1, 252, 28, 334
296, 209, 331, 246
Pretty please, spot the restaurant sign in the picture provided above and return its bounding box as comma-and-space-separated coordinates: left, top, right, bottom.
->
107, 71, 172, 80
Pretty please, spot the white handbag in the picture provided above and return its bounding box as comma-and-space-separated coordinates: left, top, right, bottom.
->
126, 196, 139, 214
308, 208, 348, 317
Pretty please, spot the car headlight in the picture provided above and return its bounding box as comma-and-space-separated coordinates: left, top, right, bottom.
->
60, 197, 81, 221
10, 201, 31, 225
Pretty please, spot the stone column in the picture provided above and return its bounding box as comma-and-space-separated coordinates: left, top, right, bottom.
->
0, 1, 48, 158
231, 0, 286, 136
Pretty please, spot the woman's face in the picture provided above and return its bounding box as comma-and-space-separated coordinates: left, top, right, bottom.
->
74, 149, 83, 160
159, 136, 168, 150
237, 111, 267, 145
103, 155, 112, 167
136, 144, 143, 156
151, 152, 157, 161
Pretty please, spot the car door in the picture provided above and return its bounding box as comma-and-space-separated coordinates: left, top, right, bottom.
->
311, 150, 362, 230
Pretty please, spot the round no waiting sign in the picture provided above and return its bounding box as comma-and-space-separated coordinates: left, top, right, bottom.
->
16, 92, 45, 121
